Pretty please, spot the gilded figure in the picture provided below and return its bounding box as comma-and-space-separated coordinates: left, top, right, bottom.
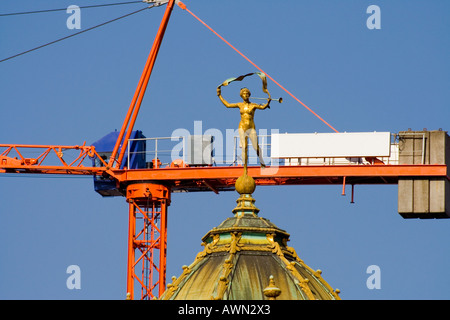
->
217, 86, 271, 168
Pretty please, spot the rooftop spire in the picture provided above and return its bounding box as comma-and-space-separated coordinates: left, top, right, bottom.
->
233, 169, 259, 217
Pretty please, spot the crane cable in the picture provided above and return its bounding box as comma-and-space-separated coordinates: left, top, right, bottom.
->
0, 1, 144, 17
176, 0, 339, 133
0, 3, 162, 63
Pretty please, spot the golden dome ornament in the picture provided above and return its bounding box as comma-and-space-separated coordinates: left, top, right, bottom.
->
263, 275, 282, 300
235, 170, 256, 195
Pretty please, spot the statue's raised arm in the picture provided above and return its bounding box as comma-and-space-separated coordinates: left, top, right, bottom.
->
217, 86, 239, 108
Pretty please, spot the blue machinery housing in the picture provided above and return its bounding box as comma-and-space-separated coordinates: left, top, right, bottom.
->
91, 130, 146, 196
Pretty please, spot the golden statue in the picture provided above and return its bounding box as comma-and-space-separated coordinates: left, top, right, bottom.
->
217, 74, 271, 169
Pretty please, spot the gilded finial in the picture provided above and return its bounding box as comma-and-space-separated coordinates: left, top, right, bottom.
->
263, 275, 281, 300
234, 171, 256, 195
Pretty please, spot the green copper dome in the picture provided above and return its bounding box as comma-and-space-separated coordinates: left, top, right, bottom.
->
160, 191, 341, 300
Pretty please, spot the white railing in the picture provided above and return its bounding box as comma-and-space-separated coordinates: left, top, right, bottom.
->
126, 133, 406, 169
127, 136, 186, 169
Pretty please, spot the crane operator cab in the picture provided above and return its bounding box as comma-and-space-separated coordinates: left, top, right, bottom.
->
91, 130, 146, 196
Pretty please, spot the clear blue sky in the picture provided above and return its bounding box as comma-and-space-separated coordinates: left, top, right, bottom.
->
1, 0, 449, 300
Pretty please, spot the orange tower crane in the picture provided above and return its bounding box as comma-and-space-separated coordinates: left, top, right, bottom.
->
0, 0, 448, 300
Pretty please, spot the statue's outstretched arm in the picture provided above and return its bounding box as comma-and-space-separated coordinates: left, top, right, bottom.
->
255, 98, 271, 109
217, 87, 239, 108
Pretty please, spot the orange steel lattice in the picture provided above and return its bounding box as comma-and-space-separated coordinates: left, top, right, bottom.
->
0, 143, 108, 175
126, 183, 170, 300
